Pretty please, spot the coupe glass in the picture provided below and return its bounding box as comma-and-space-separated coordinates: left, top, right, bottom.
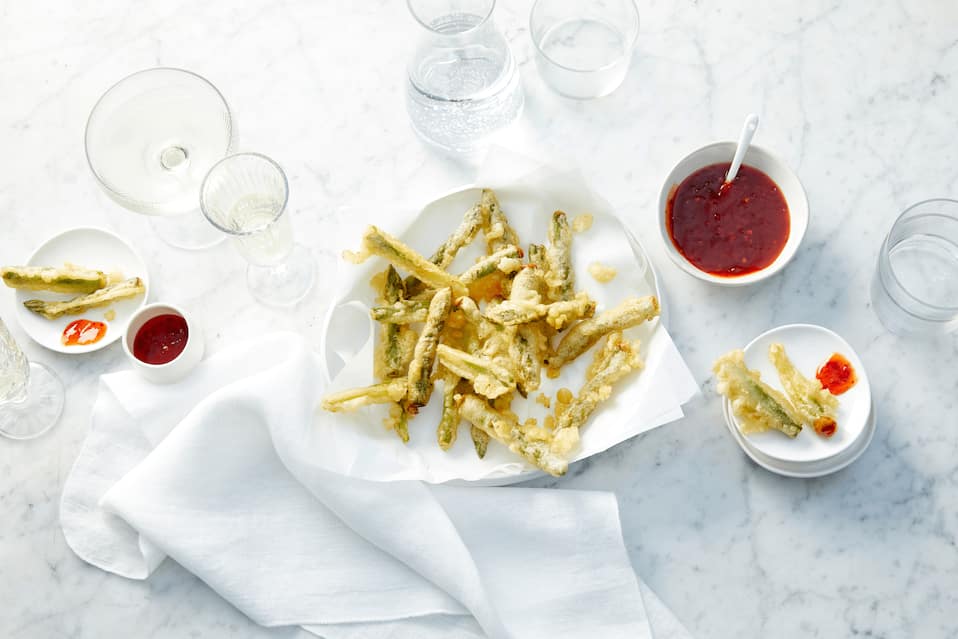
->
85, 68, 235, 250
406, 0, 524, 153
871, 198, 958, 336
200, 153, 316, 307
0, 318, 64, 440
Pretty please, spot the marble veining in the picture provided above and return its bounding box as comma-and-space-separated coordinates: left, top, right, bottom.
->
1, 0, 957, 637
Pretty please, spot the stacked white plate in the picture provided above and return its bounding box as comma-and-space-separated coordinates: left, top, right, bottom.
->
721, 324, 876, 478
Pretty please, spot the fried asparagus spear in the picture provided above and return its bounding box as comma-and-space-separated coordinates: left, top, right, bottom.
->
470, 426, 490, 459
437, 344, 516, 399
321, 379, 408, 412
405, 201, 489, 295
406, 287, 453, 408
2, 265, 108, 294
556, 332, 644, 432
458, 394, 568, 476
511, 324, 543, 398
485, 293, 596, 329
545, 211, 574, 301
23, 277, 145, 320
359, 227, 467, 297
482, 189, 519, 252
377, 267, 418, 380
436, 369, 461, 450
458, 245, 523, 285
371, 299, 429, 324
769, 343, 839, 437
713, 350, 803, 438
546, 296, 659, 375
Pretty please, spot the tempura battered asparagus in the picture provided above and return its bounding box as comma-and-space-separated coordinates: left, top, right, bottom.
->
546, 211, 574, 301
482, 188, 519, 252
23, 277, 145, 320
360, 227, 467, 297
512, 324, 543, 397
769, 343, 839, 437
371, 300, 429, 324
378, 267, 411, 379
470, 426, 490, 459
713, 350, 803, 438
485, 293, 596, 329
437, 344, 516, 399
437, 369, 461, 450
407, 287, 453, 408
458, 394, 568, 476
546, 296, 659, 375
2, 265, 107, 294
458, 245, 523, 285
556, 332, 644, 431
406, 201, 489, 295
321, 379, 408, 412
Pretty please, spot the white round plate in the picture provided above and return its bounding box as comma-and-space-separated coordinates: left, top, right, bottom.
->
727, 323, 871, 467
320, 184, 665, 486
723, 397, 876, 478
13, 228, 149, 353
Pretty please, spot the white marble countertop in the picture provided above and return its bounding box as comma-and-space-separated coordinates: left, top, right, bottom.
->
2, 1, 957, 637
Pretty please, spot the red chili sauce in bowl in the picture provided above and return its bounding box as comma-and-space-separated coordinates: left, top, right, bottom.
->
666, 163, 790, 277
133, 314, 189, 365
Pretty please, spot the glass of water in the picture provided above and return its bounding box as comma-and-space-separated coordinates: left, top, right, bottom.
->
200, 153, 316, 307
530, 0, 639, 99
406, 0, 524, 154
871, 199, 958, 336
0, 318, 64, 440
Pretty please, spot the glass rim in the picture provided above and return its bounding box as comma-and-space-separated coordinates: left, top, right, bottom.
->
84, 67, 235, 209
881, 197, 958, 313
199, 152, 290, 237
529, 0, 640, 74
407, 0, 496, 35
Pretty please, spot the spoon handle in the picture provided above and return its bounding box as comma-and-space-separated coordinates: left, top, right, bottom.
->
725, 113, 760, 184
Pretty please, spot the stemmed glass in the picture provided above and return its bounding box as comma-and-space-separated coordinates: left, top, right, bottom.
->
0, 318, 64, 439
200, 153, 316, 306
85, 68, 235, 250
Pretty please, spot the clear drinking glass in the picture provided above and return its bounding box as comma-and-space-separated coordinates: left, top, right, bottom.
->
871, 199, 958, 336
200, 153, 316, 307
0, 318, 64, 439
406, 0, 524, 153
85, 68, 235, 250
530, 0, 639, 99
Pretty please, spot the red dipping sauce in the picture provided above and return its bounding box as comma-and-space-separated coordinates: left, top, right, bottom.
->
666, 163, 790, 276
816, 353, 857, 395
62, 319, 107, 346
133, 314, 189, 365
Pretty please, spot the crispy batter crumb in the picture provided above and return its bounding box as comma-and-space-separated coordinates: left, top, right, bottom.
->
103, 308, 117, 321
572, 214, 594, 233
588, 262, 617, 283
544, 414, 556, 429
556, 388, 574, 404
535, 393, 551, 409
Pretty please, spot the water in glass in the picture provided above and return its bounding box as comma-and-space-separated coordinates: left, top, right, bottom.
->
227, 195, 294, 266
406, 6, 523, 153
0, 320, 29, 403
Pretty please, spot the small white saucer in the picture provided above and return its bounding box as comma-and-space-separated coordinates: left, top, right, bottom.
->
721, 323, 874, 477
12, 228, 149, 353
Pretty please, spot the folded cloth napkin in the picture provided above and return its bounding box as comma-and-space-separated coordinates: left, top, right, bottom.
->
61, 333, 693, 639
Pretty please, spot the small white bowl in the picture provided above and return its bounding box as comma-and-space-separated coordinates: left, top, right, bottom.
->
658, 142, 809, 286
123, 303, 204, 384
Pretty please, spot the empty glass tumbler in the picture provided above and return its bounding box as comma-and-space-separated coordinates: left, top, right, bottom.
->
530, 0, 639, 99
200, 153, 316, 307
406, 0, 524, 153
871, 199, 958, 336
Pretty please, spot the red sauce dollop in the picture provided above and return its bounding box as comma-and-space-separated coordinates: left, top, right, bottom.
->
62, 319, 107, 346
816, 353, 857, 395
666, 163, 790, 276
133, 314, 188, 365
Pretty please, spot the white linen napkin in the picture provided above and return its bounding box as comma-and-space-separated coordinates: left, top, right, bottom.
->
61, 333, 693, 639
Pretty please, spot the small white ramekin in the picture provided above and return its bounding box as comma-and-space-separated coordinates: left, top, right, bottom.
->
658, 142, 809, 286
123, 303, 204, 383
